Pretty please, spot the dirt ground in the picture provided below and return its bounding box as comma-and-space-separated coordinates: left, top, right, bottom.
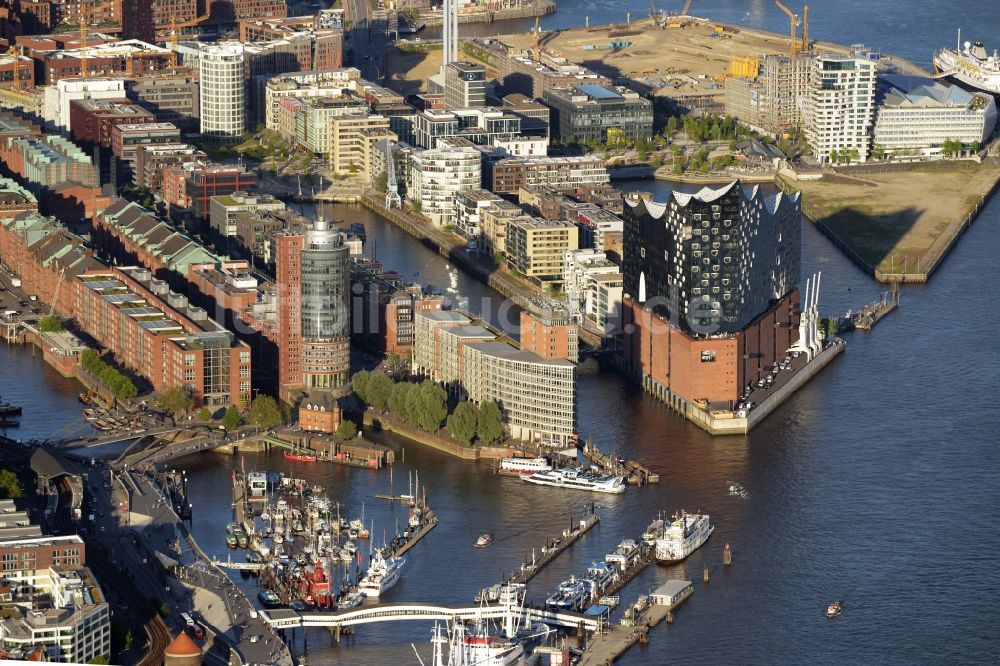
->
385, 46, 444, 95
789, 165, 1000, 274
499, 17, 927, 101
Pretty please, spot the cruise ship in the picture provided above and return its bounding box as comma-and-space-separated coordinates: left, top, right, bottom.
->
523, 468, 626, 494
933, 35, 1000, 95
654, 512, 714, 563
358, 549, 405, 597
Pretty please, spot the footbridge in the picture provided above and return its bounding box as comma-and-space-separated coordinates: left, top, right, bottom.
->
259, 602, 601, 632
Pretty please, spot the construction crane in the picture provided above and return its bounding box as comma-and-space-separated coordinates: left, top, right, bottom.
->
801, 4, 810, 51
48, 266, 67, 318
379, 140, 401, 209
533, 16, 540, 62
3, 46, 23, 91
79, 0, 118, 79
774, 1, 800, 57
157, 11, 211, 43
668, 0, 693, 29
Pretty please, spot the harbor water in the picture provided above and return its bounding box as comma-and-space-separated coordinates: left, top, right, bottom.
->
3, 3, 999, 662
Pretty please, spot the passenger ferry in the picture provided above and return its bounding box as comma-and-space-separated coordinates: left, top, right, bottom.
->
498, 457, 552, 475
605, 539, 643, 570
654, 512, 714, 563
358, 549, 405, 597
523, 468, 625, 494
545, 577, 591, 611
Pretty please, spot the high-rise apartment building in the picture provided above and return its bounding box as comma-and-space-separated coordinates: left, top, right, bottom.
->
199, 43, 246, 140
805, 55, 876, 163
408, 146, 481, 227
445, 61, 486, 109
275, 219, 350, 401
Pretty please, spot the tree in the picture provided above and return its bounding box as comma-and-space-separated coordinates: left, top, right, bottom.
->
828, 150, 838, 164
0, 469, 23, 500
411, 200, 422, 213
414, 381, 448, 432
196, 407, 213, 422
665, 116, 679, 135
222, 406, 241, 431
389, 382, 415, 423
247, 395, 282, 428
352, 370, 371, 403
374, 170, 388, 193
367, 373, 394, 411
38, 315, 62, 332
156, 385, 193, 418
447, 401, 478, 446
337, 420, 357, 440
88, 656, 110, 664
871, 144, 886, 161
476, 402, 504, 445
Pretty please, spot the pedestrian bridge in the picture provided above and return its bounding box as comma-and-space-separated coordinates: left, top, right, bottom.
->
259, 602, 600, 632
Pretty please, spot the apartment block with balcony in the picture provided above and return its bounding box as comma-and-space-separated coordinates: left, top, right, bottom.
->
505, 217, 579, 281
408, 146, 482, 227
805, 56, 876, 163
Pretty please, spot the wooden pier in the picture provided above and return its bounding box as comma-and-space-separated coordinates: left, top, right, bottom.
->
391, 506, 438, 558
502, 507, 600, 588
578, 603, 672, 666
580, 442, 660, 485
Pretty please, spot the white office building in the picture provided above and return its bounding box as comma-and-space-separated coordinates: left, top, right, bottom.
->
563, 249, 624, 332
199, 42, 246, 140
873, 77, 997, 156
805, 56, 876, 163
408, 146, 482, 227
43, 78, 127, 131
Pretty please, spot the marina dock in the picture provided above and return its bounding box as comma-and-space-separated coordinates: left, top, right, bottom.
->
499, 507, 600, 590
580, 441, 660, 485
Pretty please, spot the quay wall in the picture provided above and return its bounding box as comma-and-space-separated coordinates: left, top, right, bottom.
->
779, 165, 1000, 283
421, 1, 554, 26
360, 193, 533, 308
364, 411, 517, 460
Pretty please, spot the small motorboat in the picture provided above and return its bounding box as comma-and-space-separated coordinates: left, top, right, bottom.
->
826, 601, 842, 618
475, 533, 494, 548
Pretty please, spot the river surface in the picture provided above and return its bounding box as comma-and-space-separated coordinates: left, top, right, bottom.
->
3, 3, 999, 663
431, 0, 979, 70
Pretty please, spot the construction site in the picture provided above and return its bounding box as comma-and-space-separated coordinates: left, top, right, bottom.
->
488, 1, 928, 106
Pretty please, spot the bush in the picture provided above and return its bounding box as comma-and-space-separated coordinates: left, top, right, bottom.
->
0, 469, 23, 500
80, 350, 137, 400
38, 315, 62, 332
197, 407, 213, 422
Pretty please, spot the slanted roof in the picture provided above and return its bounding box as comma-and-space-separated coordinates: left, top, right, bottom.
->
30, 448, 79, 482
165, 631, 202, 657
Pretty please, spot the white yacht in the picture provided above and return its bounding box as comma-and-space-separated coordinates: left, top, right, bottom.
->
523, 468, 625, 494
498, 457, 552, 475
655, 512, 714, 563
605, 539, 642, 570
358, 549, 405, 597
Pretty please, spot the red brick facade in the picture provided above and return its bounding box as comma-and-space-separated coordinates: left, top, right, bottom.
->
622, 289, 800, 408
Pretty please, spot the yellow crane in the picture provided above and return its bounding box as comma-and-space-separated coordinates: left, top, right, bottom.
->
79, 0, 118, 79
801, 4, 810, 51
4, 46, 24, 91
774, 0, 800, 56
669, 0, 693, 29
533, 16, 540, 62
157, 11, 211, 43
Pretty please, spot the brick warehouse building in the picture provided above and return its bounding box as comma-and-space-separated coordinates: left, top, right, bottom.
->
620, 181, 802, 410
74, 266, 252, 407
